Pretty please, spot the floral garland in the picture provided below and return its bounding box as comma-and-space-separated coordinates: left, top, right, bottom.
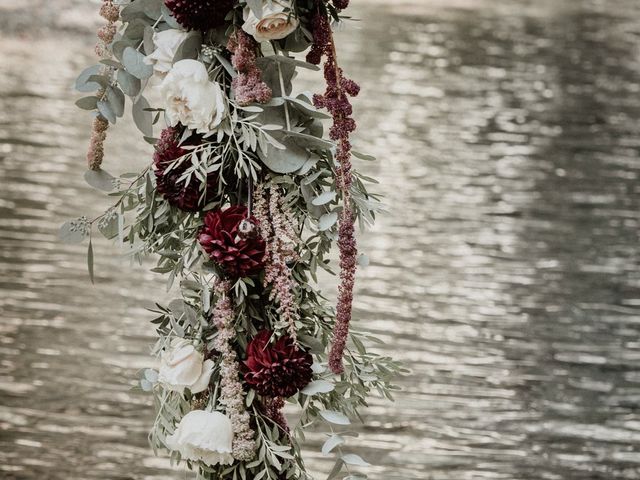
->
64, 1, 402, 479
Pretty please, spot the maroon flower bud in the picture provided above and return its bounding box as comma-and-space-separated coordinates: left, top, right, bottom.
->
198, 206, 266, 277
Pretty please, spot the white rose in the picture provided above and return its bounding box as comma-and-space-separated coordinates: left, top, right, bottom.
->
166, 410, 234, 466
158, 338, 214, 394
159, 59, 226, 133
144, 29, 189, 77
242, 0, 300, 42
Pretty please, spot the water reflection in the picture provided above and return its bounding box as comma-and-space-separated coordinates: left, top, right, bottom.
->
2, 1, 640, 479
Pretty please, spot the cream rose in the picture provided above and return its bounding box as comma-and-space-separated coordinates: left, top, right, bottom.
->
165, 410, 234, 466
158, 59, 226, 133
143, 29, 189, 77
242, 0, 300, 42
158, 338, 214, 394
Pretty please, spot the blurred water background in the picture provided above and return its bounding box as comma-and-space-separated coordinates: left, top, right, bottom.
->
2, 0, 640, 479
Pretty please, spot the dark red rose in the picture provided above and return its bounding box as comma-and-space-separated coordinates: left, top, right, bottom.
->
244, 330, 313, 398
198, 206, 266, 277
164, 0, 235, 32
153, 127, 218, 212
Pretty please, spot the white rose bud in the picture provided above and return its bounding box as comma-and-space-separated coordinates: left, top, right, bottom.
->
242, 0, 299, 43
165, 410, 234, 466
143, 29, 190, 77
159, 59, 226, 134
158, 338, 214, 394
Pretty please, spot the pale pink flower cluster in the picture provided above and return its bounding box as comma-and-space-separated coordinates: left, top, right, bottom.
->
211, 281, 256, 461
253, 185, 300, 344
95, 0, 118, 58
87, 116, 109, 170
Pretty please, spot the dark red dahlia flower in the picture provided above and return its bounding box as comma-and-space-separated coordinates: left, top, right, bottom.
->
244, 330, 313, 398
153, 127, 218, 212
198, 206, 266, 277
164, 0, 235, 32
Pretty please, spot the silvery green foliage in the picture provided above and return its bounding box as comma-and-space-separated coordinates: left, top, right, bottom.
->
65, 0, 405, 479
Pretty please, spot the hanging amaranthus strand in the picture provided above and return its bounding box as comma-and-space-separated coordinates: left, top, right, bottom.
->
211, 280, 256, 461
308, 4, 360, 374
254, 185, 300, 344
87, 0, 118, 170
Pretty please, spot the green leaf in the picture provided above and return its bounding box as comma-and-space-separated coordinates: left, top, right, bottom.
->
133, 96, 153, 137
122, 47, 153, 80
301, 380, 335, 395
341, 454, 371, 467
321, 435, 345, 456
173, 31, 202, 62
106, 86, 125, 117
318, 212, 338, 231
312, 191, 337, 206
75, 64, 102, 92
75, 96, 99, 110
97, 100, 116, 124
87, 239, 95, 284
358, 254, 370, 267
258, 134, 309, 174
117, 69, 141, 97
320, 410, 351, 425
327, 459, 344, 480
84, 169, 116, 192
59, 221, 86, 244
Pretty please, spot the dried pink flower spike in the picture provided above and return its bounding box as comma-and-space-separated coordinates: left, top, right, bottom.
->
211, 281, 256, 461
307, 6, 361, 374
254, 185, 300, 344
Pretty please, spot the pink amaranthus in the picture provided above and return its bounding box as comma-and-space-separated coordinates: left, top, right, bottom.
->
228, 30, 273, 106
307, 3, 360, 374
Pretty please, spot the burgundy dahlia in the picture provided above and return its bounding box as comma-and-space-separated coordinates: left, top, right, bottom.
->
198, 206, 266, 277
153, 127, 217, 212
164, 0, 235, 31
244, 330, 313, 398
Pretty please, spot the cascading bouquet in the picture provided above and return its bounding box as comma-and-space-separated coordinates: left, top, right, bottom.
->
63, 0, 402, 478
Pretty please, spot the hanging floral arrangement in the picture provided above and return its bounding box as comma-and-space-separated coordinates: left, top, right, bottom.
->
63, 0, 402, 478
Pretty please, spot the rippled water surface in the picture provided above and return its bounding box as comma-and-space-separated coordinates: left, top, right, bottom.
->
3, 1, 640, 479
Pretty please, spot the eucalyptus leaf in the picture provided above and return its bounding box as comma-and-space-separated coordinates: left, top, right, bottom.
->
173, 31, 202, 62
75, 64, 102, 92
133, 96, 153, 137
258, 134, 309, 174
84, 169, 116, 192
97, 100, 116, 124
75, 96, 99, 110
318, 212, 338, 231
301, 380, 335, 395
122, 47, 153, 80
341, 454, 371, 467
319, 410, 351, 425
117, 69, 142, 97
312, 191, 337, 206
106, 86, 125, 117
321, 435, 345, 455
